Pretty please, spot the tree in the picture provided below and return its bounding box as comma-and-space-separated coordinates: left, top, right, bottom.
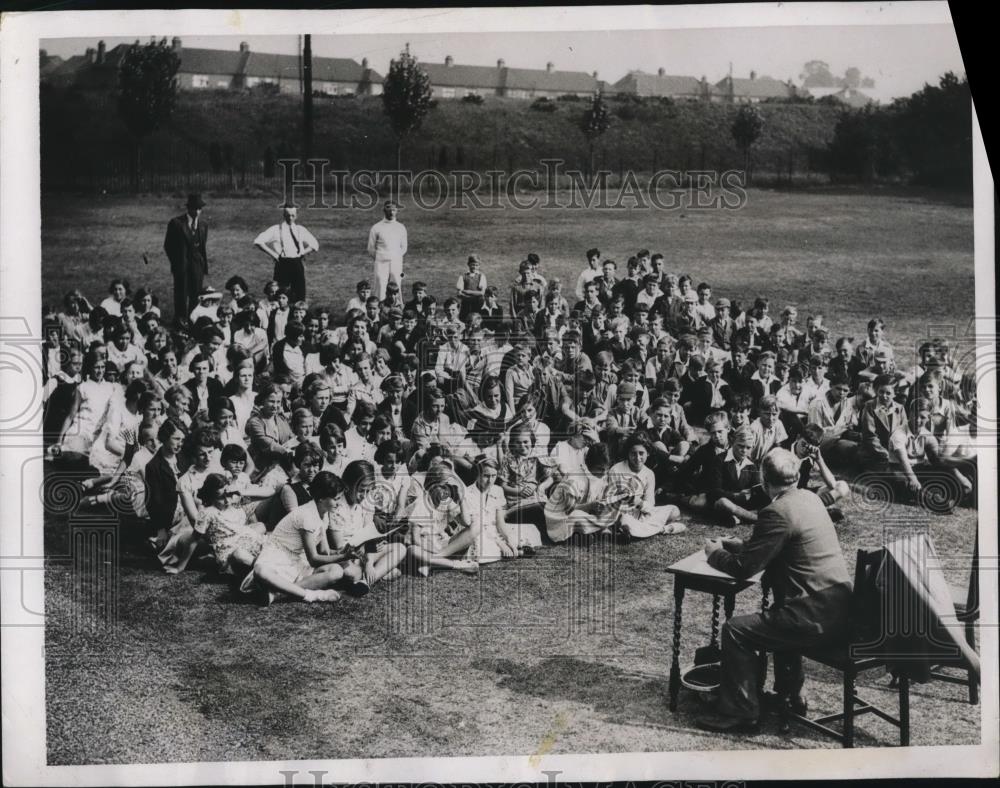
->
800, 60, 837, 88
381, 44, 433, 170
580, 90, 611, 181
891, 72, 971, 188
116, 38, 180, 190
731, 104, 764, 184
843, 67, 862, 89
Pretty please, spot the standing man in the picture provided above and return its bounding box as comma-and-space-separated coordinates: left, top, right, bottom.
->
695, 449, 852, 733
163, 193, 208, 328
253, 204, 319, 303
367, 200, 407, 301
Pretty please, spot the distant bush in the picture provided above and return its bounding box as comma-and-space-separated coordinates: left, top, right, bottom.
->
613, 93, 644, 104
557, 93, 582, 102
461, 93, 485, 105
249, 82, 280, 96
530, 97, 557, 112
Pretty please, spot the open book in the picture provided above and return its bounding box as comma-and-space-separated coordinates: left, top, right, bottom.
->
343, 524, 403, 549
667, 549, 765, 583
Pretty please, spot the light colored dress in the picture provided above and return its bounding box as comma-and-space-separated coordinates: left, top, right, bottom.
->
60, 380, 115, 456
197, 505, 266, 574
88, 396, 141, 475
243, 500, 327, 589
543, 472, 619, 543
462, 483, 509, 563
406, 493, 462, 554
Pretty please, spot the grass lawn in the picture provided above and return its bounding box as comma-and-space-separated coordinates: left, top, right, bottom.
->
41, 188, 980, 764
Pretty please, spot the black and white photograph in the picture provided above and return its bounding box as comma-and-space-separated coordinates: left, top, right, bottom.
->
0, 3, 996, 785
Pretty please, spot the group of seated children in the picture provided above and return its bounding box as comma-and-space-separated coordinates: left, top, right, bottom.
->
42, 248, 976, 604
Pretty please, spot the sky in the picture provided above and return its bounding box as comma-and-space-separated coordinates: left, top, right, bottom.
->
42, 23, 965, 102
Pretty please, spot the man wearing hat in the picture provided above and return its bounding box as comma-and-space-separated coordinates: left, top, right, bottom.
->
367, 200, 408, 300
253, 204, 319, 303
163, 194, 208, 327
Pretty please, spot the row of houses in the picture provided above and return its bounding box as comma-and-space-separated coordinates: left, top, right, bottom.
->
40, 39, 875, 106
42, 38, 384, 96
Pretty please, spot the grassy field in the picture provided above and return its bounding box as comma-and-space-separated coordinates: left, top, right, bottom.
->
41, 188, 980, 764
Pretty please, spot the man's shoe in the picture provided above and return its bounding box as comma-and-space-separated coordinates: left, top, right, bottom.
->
827, 505, 845, 523
762, 691, 808, 716
695, 712, 760, 734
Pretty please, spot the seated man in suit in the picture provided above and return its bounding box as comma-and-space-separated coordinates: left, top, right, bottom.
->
696, 448, 852, 733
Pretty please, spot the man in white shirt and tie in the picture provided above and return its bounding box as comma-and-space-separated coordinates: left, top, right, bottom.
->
253, 204, 319, 303
367, 200, 408, 300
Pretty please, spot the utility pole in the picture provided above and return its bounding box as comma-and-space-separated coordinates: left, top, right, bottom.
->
303, 34, 313, 162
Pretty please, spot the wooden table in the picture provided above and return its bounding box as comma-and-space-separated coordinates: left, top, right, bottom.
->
665, 550, 764, 712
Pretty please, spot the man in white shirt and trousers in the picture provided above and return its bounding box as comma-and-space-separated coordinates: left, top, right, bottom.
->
367, 200, 408, 301
253, 204, 319, 302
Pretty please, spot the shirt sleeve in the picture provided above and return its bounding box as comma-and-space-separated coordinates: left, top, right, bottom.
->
367, 224, 378, 257
399, 225, 408, 257
253, 225, 278, 247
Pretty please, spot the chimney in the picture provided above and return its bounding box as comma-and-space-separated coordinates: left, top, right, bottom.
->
172, 37, 182, 51
750, 70, 757, 80
96, 40, 106, 64
658, 67, 665, 77
85, 47, 96, 64
239, 41, 249, 53
497, 58, 505, 69
361, 57, 369, 68
546, 61, 554, 73
592, 71, 598, 79
445, 55, 453, 67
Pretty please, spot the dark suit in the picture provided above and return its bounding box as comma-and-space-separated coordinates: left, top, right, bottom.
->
184, 377, 224, 417
683, 377, 730, 424
163, 213, 208, 322
705, 452, 759, 502
708, 488, 852, 720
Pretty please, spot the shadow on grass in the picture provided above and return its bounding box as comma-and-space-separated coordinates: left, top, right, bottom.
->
474, 655, 908, 749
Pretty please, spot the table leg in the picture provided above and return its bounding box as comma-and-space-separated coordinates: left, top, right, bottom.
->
669, 581, 685, 712
710, 594, 721, 647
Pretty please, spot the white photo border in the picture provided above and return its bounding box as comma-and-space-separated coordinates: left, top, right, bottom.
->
1, 4, 996, 785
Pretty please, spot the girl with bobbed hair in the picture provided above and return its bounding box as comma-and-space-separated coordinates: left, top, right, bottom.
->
325, 460, 407, 596
403, 462, 479, 576
54, 350, 115, 462
99, 278, 131, 317
241, 471, 350, 605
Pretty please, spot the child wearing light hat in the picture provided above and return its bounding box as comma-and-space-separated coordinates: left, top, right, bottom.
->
189, 285, 222, 325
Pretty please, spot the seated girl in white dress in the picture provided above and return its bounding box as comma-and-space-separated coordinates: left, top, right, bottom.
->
607, 435, 687, 538
240, 471, 350, 605
403, 463, 480, 576
463, 457, 518, 564
543, 443, 622, 543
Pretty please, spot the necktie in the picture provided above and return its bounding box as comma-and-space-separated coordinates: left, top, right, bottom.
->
287, 225, 301, 256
